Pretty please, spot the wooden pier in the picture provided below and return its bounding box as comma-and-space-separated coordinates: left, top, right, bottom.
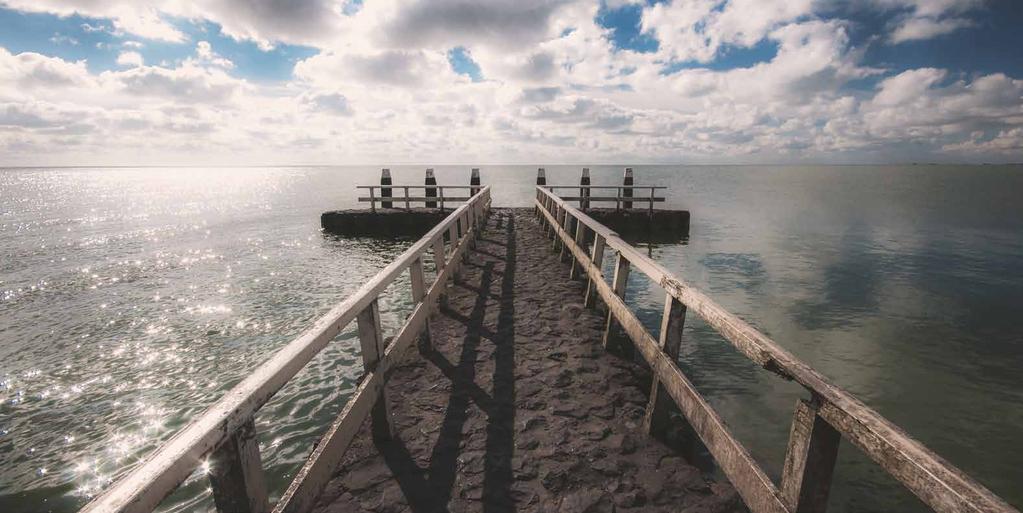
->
80, 178, 1019, 513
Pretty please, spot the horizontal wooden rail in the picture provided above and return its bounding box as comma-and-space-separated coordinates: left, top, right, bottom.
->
81, 187, 492, 513
541, 185, 668, 190
357, 184, 476, 212
355, 185, 479, 190
540, 184, 666, 212
534, 186, 1017, 513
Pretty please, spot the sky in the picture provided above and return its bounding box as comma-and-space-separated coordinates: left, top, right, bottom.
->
0, 0, 1021, 166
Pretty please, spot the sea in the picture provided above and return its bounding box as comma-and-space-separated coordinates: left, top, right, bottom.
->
1, 165, 1021, 512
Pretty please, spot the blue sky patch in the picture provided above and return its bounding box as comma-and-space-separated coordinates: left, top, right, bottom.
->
595, 1, 659, 53
0, 7, 318, 82
448, 47, 483, 82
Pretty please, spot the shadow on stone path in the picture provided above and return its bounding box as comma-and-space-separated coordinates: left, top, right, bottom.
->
312, 209, 739, 513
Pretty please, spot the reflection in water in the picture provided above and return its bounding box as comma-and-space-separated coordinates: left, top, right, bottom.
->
1, 165, 1022, 513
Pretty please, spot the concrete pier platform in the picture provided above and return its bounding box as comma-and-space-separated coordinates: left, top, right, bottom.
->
310, 209, 737, 513
321, 208, 453, 237
321, 207, 689, 241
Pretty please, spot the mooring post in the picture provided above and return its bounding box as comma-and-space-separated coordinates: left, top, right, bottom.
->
602, 253, 632, 355
470, 168, 481, 196
380, 168, 392, 209
356, 299, 394, 442
644, 293, 686, 439
622, 167, 634, 209
208, 418, 269, 513
780, 398, 841, 513
584, 234, 606, 308
580, 167, 590, 209
425, 168, 437, 208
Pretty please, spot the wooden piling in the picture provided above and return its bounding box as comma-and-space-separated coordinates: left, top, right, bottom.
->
424, 168, 437, 208
622, 167, 634, 209
380, 169, 392, 209
470, 168, 481, 196
580, 167, 590, 209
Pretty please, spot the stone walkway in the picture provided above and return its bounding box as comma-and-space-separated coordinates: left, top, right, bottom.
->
311, 209, 739, 513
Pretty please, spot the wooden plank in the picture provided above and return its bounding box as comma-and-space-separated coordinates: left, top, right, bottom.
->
356, 299, 393, 442
602, 252, 631, 353
208, 418, 269, 513
271, 373, 380, 513
780, 399, 840, 513
643, 292, 686, 439
536, 188, 1019, 513
584, 234, 605, 309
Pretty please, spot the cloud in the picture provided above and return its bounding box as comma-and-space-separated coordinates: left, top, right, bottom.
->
876, 0, 985, 43
889, 15, 974, 42
195, 41, 234, 69
116, 51, 144, 67
0, 0, 1020, 164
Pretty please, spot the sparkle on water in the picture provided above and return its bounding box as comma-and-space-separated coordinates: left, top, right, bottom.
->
1, 165, 1022, 513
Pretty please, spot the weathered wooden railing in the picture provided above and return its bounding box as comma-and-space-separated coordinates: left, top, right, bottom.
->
540, 185, 666, 212
81, 187, 492, 513
358, 185, 478, 212
535, 186, 1017, 513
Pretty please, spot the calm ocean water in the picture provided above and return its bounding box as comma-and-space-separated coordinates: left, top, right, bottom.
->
1, 165, 1021, 512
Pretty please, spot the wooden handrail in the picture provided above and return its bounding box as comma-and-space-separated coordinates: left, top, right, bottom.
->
534, 186, 1017, 513
356, 185, 478, 190
81, 187, 492, 513
541, 185, 668, 190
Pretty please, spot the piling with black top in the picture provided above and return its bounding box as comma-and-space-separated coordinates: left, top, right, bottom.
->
380, 169, 392, 209
536, 167, 546, 186
470, 168, 481, 196
425, 168, 437, 208
622, 167, 634, 209
580, 168, 591, 209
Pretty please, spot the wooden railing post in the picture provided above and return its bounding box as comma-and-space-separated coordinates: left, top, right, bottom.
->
208, 418, 269, 513
369, 187, 377, 213
403, 186, 410, 210
584, 234, 605, 308
410, 257, 430, 351
602, 252, 632, 354
559, 213, 573, 261
356, 299, 394, 442
643, 292, 686, 439
552, 206, 563, 250
780, 399, 841, 513
569, 220, 586, 279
